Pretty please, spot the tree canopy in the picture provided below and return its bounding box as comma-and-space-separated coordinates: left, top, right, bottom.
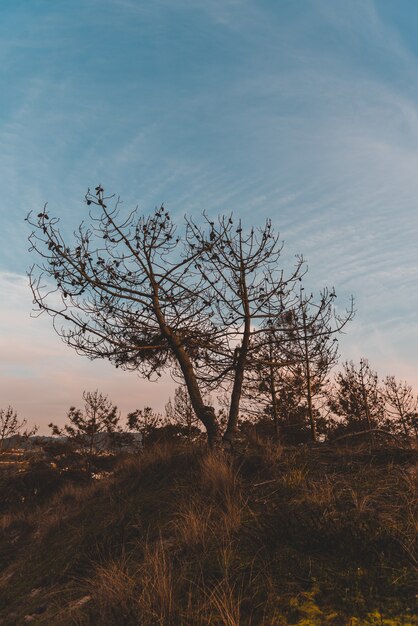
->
28, 186, 352, 446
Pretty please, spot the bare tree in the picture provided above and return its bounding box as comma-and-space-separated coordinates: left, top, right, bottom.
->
28, 188, 305, 447
382, 376, 418, 438
49, 390, 120, 457
28, 188, 223, 446
0, 407, 36, 450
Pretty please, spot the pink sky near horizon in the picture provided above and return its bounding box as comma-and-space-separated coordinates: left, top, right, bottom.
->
0, 272, 177, 433
1, 271, 416, 434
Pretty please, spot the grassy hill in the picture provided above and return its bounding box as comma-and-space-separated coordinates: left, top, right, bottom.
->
0, 441, 417, 625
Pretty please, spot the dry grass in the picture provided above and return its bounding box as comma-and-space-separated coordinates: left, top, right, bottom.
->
261, 440, 284, 466
200, 451, 238, 499
280, 466, 308, 490
171, 499, 213, 550
200, 451, 246, 535
204, 578, 243, 626
0, 441, 417, 625
302, 475, 336, 507
116, 441, 183, 477
88, 557, 136, 621
82, 542, 176, 626
137, 538, 174, 624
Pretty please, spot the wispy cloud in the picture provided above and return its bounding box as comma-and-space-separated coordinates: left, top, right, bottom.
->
0, 0, 417, 426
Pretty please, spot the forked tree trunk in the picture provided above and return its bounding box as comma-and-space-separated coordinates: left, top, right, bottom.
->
172, 338, 221, 448
224, 344, 249, 445
151, 286, 221, 448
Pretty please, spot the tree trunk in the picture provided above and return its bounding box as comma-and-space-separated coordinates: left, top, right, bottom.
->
151, 285, 221, 447
199, 406, 222, 448
302, 312, 316, 442
224, 344, 249, 445
223, 250, 251, 447
360, 363, 373, 448
268, 337, 279, 441
269, 363, 279, 442
173, 340, 221, 447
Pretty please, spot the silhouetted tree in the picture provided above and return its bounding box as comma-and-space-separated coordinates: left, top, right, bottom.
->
28, 187, 305, 446
49, 390, 120, 456
0, 407, 37, 450
272, 367, 315, 443
28, 188, 224, 445
247, 286, 353, 441
382, 376, 418, 438
274, 287, 353, 440
329, 359, 386, 441
241, 359, 304, 442
127, 406, 164, 446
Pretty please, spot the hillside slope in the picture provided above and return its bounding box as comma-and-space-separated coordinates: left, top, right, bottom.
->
0, 442, 417, 625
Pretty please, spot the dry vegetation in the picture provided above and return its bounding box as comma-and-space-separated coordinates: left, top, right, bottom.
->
0, 442, 417, 625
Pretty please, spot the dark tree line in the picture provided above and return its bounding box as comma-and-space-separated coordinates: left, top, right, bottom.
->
245, 357, 417, 444
328, 360, 417, 441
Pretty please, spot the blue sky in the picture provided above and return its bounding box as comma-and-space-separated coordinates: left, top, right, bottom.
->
0, 0, 417, 429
